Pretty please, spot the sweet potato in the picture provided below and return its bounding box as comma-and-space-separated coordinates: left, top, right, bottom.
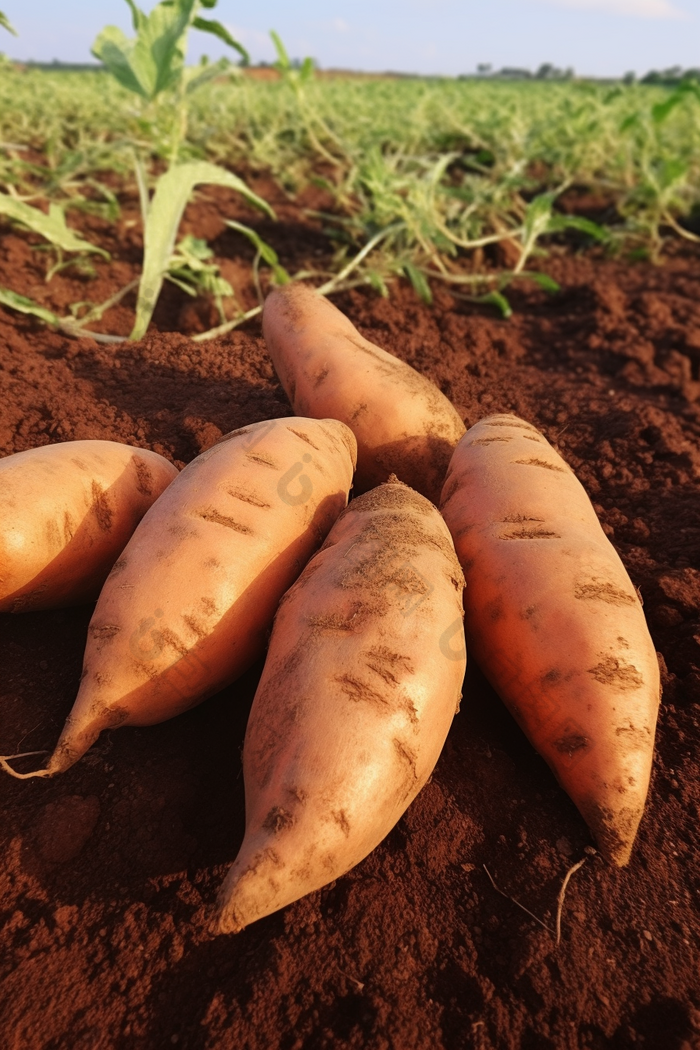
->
215, 477, 466, 934
0, 440, 178, 612
440, 414, 660, 866
262, 283, 465, 504
1, 418, 356, 778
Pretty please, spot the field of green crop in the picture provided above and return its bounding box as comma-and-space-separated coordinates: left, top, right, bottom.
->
1, 7, 700, 343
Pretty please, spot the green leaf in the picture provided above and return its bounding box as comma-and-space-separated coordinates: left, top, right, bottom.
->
224, 219, 290, 283
124, 0, 146, 33
519, 271, 561, 293
548, 214, 610, 241
184, 55, 232, 95
131, 161, 274, 340
620, 113, 641, 133
92, 26, 152, 98
299, 56, 315, 84
656, 157, 688, 189
0, 286, 62, 326
0, 195, 109, 257
0, 9, 17, 34
522, 191, 557, 245
92, 0, 199, 101
164, 272, 199, 296
192, 17, 248, 62
652, 81, 700, 124
141, 0, 199, 97
84, 177, 121, 223
478, 290, 512, 318
175, 234, 213, 262
403, 262, 432, 304
270, 30, 291, 71
652, 92, 683, 125
367, 270, 390, 298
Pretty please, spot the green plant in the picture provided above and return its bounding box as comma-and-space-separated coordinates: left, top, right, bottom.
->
0, 10, 16, 35
0, 194, 108, 257
92, 0, 274, 339
0, 193, 109, 298
166, 233, 234, 322
92, 0, 247, 162
619, 80, 700, 255
1, 67, 700, 334
269, 31, 346, 167
129, 159, 271, 339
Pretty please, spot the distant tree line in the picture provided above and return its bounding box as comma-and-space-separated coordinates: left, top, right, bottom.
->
465, 63, 700, 85
464, 63, 575, 81
635, 67, 700, 86
5, 58, 700, 86
18, 59, 103, 72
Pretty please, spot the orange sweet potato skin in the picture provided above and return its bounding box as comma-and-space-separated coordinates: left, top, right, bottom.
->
44, 418, 357, 775
440, 414, 660, 866
263, 283, 465, 504
216, 479, 466, 934
0, 440, 178, 612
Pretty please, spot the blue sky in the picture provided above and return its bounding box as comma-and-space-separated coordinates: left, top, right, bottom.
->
2, 0, 698, 77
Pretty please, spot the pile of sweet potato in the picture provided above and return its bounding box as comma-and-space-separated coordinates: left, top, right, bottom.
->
0, 284, 660, 933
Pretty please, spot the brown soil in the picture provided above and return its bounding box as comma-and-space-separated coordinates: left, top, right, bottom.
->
1, 176, 700, 1050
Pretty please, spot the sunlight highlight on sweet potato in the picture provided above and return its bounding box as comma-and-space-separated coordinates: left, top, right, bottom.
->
263, 282, 465, 504
215, 477, 466, 933
440, 414, 660, 866
0, 440, 178, 612
1, 418, 356, 778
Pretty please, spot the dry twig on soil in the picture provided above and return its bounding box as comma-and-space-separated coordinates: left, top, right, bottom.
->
482, 864, 554, 934
555, 858, 587, 946
483, 857, 588, 945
